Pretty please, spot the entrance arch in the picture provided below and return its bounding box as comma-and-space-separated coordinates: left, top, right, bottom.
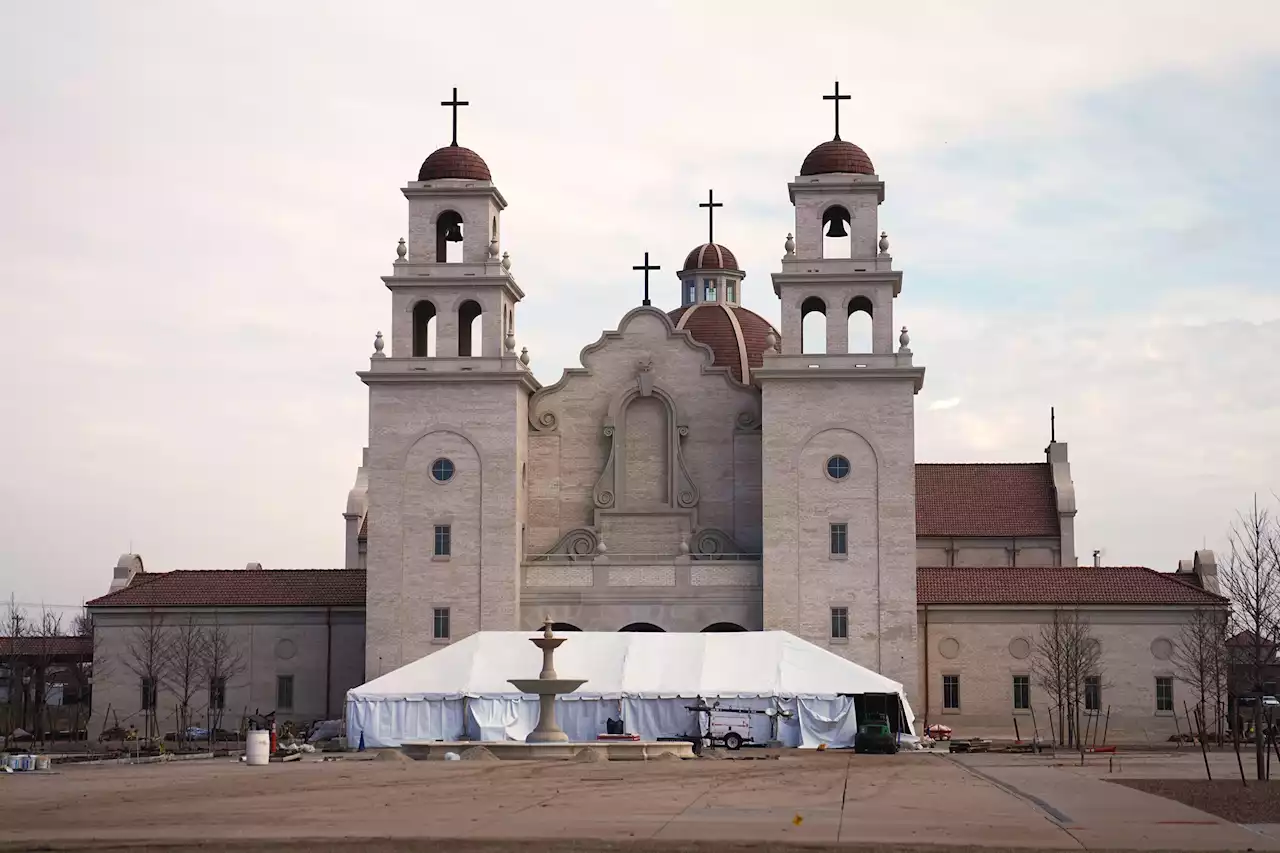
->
619, 622, 664, 632
550, 622, 581, 632
701, 622, 747, 632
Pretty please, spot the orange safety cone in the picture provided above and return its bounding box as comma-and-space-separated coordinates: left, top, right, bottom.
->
270, 720, 278, 754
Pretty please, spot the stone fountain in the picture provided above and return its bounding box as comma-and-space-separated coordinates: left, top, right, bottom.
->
507, 617, 587, 743
399, 620, 694, 761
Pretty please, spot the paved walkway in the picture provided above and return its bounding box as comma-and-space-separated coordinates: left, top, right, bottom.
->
0, 750, 1270, 850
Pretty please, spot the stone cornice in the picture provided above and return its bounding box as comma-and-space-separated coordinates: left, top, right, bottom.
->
753, 364, 925, 393
402, 182, 508, 209
771, 268, 902, 298
359, 368, 541, 393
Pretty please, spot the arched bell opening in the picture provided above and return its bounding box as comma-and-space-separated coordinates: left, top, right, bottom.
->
458, 299, 483, 357
847, 295, 873, 354
436, 210, 464, 263
822, 204, 852, 259
801, 295, 827, 355
412, 300, 437, 357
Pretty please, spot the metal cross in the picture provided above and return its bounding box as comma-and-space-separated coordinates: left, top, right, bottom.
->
441, 87, 469, 147
698, 189, 723, 244
823, 81, 851, 142
633, 252, 661, 307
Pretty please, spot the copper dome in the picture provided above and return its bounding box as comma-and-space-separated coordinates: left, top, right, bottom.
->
668, 303, 776, 383
418, 145, 492, 181
800, 139, 875, 176
682, 243, 740, 272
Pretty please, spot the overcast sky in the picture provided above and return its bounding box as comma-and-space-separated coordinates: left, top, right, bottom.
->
2, 1, 1279, 610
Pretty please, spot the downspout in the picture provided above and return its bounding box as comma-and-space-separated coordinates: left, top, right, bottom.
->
922, 605, 930, 736
325, 607, 333, 719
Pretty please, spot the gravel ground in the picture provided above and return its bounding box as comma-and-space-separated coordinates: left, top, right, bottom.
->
0, 843, 1095, 853
1113, 778, 1280, 822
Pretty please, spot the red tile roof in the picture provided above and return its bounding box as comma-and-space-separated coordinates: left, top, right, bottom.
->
916, 463, 1059, 538
86, 570, 366, 608
682, 243, 740, 272
800, 139, 876, 176
668, 303, 776, 383
917, 567, 1226, 606
417, 145, 491, 182
0, 635, 92, 658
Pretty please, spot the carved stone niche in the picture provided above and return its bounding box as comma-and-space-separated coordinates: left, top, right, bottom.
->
591, 357, 701, 556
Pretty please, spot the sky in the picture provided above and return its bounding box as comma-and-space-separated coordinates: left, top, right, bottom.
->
2, 1, 1278, 610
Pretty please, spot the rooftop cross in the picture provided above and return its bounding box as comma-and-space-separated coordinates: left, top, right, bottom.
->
698, 189, 723, 244
632, 251, 661, 307
441, 87, 469, 147
823, 81, 851, 142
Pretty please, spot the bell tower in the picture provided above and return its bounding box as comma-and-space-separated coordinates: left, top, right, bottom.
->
756, 83, 925, 704
358, 89, 538, 679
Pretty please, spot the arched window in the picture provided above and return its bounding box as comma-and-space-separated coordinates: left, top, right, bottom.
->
619, 622, 664, 632
412, 300, 437, 357
801, 296, 827, 355
436, 210, 464, 263
550, 622, 581, 632
701, 622, 747, 632
847, 295, 873, 354
458, 300, 482, 357
822, 205, 852, 259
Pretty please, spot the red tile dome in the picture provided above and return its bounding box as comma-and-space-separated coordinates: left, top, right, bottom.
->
800, 139, 875, 176
682, 243, 739, 272
668, 303, 776, 384
418, 144, 492, 181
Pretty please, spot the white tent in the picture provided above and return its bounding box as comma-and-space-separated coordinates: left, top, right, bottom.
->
346, 631, 914, 748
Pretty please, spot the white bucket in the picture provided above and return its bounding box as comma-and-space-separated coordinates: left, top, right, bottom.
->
246, 730, 271, 766
36, 756, 51, 771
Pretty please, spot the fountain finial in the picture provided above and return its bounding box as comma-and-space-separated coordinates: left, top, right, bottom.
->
542, 615, 555, 639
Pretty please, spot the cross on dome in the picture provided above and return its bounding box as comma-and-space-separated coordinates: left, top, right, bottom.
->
823, 81, 852, 142
699, 189, 723, 244
441, 87, 469, 147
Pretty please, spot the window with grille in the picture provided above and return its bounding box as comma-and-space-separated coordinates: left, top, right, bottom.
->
703, 279, 716, 301
433, 608, 450, 640
1085, 675, 1101, 712
1012, 675, 1030, 710
830, 607, 848, 639
140, 677, 156, 711
1155, 676, 1173, 712
277, 675, 294, 711
210, 677, 226, 710
943, 675, 960, 710
830, 523, 848, 556
434, 525, 451, 557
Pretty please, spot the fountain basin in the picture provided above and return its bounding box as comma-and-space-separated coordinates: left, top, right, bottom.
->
508, 678, 587, 695
400, 740, 695, 761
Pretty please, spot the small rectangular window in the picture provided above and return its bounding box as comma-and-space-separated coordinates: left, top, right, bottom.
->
1012, 675, 1030, 710
703, 279, 716, 300
686, 283, 695, 304
943, 675, 960, 710
1155, 676, 1173, 712
433, 607, 450, 640
1085, 675, 1100, 712
1265, 681, 1277, 696
830, 523, 848, 556
830, 607, 848, 640
210, 677, 227, 711
726, 282, 735, 302
276, 675, 294, 711
140, 677, 157, 711
434, 524, 451, 556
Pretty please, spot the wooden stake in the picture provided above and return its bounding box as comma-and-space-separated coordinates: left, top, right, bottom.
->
1029, 705, 1042, 753
1172, 706, 1184, 748
1187, 700, 1211, 780
1102, 706, 1111, 747
1234, 707, 1248, 787
1013, 715, 1021, 743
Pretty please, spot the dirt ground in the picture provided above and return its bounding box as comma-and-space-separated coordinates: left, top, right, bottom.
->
1115, 778, 1280, 822
2, 749, 1276, 852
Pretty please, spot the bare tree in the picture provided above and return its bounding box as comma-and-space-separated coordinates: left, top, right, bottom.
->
28, 608, 65, 746
1219, 495, 1280, 779
1032, 608, 1104, 748
200, 616, 245, 746
1, 597, 28, 749
1172, 606, 1229, 741
122, 610, 171, 742
163, 615, 206, 751
66, 610, 99, 744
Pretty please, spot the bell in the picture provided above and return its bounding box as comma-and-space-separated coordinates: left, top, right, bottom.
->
442, 222, 464, 242
825, 217, 849, 238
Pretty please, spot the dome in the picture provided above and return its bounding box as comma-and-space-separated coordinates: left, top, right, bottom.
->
668, 303, 776, 383
418, 145, 492, 181
800, 139, 875, 176
682, 243, 739, 272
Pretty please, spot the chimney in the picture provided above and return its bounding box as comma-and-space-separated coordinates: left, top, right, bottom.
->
1092, 550, 1101, 568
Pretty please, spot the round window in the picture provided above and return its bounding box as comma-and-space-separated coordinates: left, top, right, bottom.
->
826, 455, 851, 480
431, 458, 455, 483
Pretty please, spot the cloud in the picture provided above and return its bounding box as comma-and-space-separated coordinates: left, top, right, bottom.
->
0, 1, 1278, 603
928, 398, 961, 411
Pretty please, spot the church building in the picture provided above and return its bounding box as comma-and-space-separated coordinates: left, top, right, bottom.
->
87, 87, 1226, 742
